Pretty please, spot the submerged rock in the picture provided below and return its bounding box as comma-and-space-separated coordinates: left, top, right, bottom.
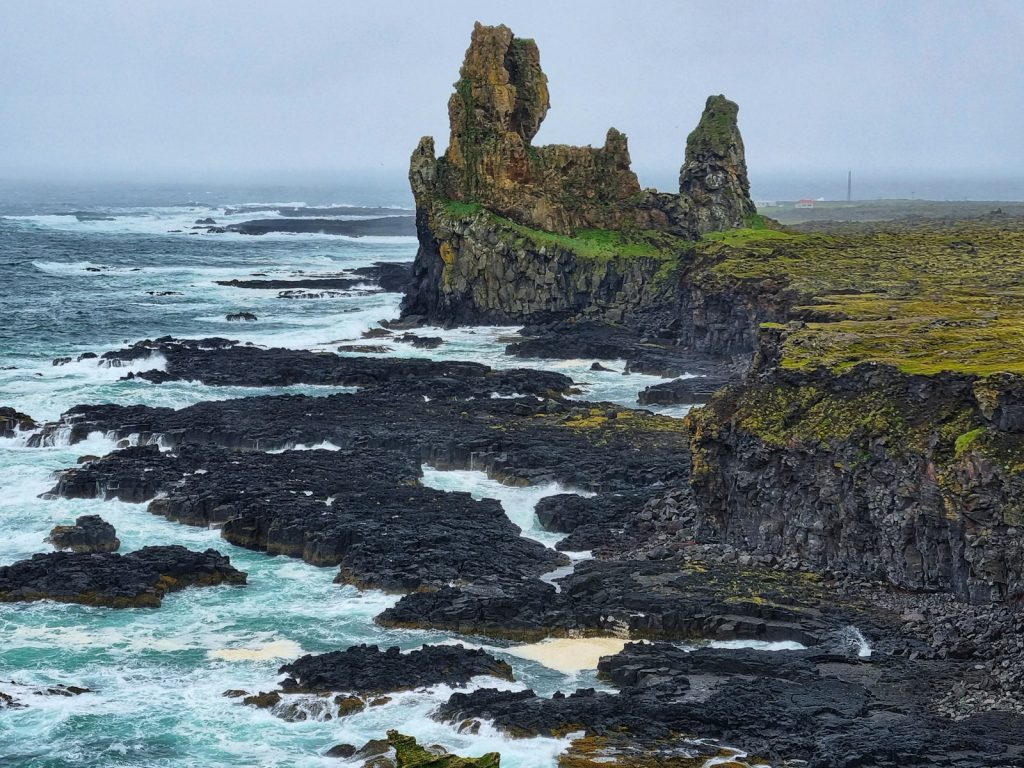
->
47, 515, 120, 553
225, 312, 257, 322
0, 546, 246, 608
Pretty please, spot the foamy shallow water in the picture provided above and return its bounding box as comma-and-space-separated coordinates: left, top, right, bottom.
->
0, 199, 711, 766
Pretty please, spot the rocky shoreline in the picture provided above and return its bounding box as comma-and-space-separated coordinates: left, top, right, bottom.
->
4, 19, 1024, 768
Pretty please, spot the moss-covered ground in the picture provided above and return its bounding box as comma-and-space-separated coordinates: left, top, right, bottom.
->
694, 216, 1024, 376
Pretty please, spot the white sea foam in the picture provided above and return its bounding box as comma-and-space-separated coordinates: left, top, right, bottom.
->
420, 467, 594, 548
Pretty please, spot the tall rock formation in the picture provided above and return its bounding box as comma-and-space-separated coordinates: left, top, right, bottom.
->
680, 95, 756, 233
412, 22, 649, 235
402, 22, 757, 326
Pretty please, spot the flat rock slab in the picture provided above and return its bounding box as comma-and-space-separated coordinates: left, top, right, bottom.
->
279, 643, 513, 695
0, 545, 246, 608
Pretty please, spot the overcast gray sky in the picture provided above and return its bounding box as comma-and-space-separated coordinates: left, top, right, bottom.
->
1, 0, 1021, 192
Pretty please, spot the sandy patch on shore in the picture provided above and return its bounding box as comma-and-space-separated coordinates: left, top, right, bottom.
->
505, 637, 639, 674
208, 639, 303, 661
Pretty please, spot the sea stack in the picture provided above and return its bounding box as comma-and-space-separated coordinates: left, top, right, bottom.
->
680, 94, 757, 233
402, 22, 755, 327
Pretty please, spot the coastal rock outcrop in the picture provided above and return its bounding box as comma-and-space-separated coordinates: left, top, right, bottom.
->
437, 640, 1024, 768
278, 644, 514, 695
401, 22, 756, 327
0, 407, 36, 439
47, 515, 120, 553
47, 443, 567, 592
0, 546, 246, 608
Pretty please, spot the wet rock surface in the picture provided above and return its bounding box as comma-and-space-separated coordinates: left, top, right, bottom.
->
47, 514, 120, 553
36, 374, 688, 492
351, 730, 499, 768
535, 490, 657, 552
637, 375, 731, 405
214, 261, 411, 294
278, 644, 513, 695
0, 407, 36, 438
0, 546, 246, 608
505, 322, 715, 378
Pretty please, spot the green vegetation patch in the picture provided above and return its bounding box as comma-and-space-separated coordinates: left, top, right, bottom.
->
439, 198, 689, 267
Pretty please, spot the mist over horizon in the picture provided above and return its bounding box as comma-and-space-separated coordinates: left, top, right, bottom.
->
1, 1, 1022, 202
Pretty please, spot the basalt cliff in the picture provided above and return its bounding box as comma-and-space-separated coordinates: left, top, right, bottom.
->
401, 22, 754, 326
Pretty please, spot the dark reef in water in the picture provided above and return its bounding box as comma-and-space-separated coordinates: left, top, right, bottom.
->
46, 515, 119, 553
278, 644, 514, 695
0, 546, 245, 608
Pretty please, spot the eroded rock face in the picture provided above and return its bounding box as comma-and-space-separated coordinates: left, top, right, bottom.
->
416, 23, 646, 236
47, 515, 120, 553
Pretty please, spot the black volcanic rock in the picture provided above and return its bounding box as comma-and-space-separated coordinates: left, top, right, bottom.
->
47, 515, 120, 553
47, 444, 567, 592
278, 644, 513, 695
437, 640, 1024, 768
535, 490, 656, 551
216, 277, 363, 290
103, 337, 573, 396
0, 407, 36, 439
379, 559, 838, 644
0, 546, 246, 608
34, 384, 689, 492
637, 374, 732, 405
505, 322, 730, 380
350, 262, 413, 293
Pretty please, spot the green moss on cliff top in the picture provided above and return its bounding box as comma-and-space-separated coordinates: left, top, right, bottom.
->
440, 198, 688, 265
696, 219, 1024, 376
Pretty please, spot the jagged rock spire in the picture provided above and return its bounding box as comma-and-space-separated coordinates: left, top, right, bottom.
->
409, 24, 755, 237
679, 95, 756, 232
447, 23, 549, 148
